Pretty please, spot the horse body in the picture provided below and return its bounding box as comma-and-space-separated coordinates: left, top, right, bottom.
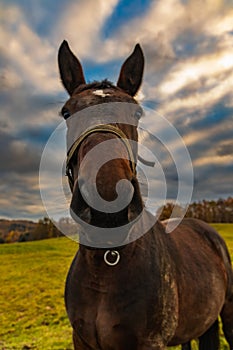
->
58, 41, 233, 349
66, 217, 177, 349
65, 214, 231, 349
167, 219, 230, 345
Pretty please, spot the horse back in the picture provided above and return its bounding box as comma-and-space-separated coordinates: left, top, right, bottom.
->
172, 218, 232, 292
165, 218, 232, 345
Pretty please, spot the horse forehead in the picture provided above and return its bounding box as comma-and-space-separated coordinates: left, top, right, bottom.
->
72, 86, 134, 101
89, 87, 128, 100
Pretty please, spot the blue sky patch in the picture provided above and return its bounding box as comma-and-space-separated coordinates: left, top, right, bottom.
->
102, 0, 151, 38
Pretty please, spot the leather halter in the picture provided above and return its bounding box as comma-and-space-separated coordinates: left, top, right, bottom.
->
66, 124, 136, 188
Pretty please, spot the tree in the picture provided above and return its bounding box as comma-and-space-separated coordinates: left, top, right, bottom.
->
157, 197, 233, 223
5, 230, 20, 243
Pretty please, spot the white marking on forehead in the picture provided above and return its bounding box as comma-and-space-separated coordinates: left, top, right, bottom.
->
93, 89, 111, 97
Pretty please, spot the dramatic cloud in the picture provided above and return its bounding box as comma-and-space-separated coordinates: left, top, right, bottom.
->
53, 0, 120, 61
0, 0, 232, 219
0, 6, 58, 93
0, 173, 45, 219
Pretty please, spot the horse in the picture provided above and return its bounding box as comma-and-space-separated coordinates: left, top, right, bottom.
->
58, 40, 233, 350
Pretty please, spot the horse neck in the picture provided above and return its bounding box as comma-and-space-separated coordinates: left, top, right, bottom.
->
78, 212, 166, 272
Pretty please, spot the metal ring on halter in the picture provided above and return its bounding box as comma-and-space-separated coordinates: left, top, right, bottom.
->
104, 250, 120, 266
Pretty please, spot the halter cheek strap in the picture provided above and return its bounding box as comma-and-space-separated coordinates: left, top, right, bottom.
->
66, 124, 137, 188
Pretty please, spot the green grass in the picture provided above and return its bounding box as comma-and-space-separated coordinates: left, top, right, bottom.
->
0, 224, 232, 349
0, 237, 77, 350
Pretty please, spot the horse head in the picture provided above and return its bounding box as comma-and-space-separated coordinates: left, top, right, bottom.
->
58, 41, 144, 245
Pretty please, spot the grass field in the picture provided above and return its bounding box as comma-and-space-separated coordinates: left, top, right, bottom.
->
0, 224, 232, 350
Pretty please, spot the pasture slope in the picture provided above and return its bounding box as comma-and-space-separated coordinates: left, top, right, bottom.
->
0, 224, 232, 350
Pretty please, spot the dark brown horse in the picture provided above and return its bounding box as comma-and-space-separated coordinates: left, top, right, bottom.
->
58, 41, 233, 350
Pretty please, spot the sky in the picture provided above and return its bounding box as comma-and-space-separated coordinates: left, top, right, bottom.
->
0, 0, 233, 220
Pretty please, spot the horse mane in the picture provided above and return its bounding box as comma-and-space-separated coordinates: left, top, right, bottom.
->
75, 79, 116, 93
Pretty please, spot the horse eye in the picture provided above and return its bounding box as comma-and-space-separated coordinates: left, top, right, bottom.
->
66, 167, 73, 179
68, 168, 73, 178
61, 107, 71, 119
134, 108, 143, 120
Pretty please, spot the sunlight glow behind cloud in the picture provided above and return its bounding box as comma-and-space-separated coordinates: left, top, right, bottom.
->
158, 50, 233, 96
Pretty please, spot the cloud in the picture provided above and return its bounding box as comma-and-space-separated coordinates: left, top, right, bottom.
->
203, 5, 233, 37
0, 0, 233, 220
0, 89, 62, 135
216, 141, 233, 157
0, 3, 67, 219
0, 4, 59, 94
157, 49, 233, 98
192, 161, 233, 200
53, 0, 119, 61
52, 0, 188, 64
0, 129, 42, 183
0, 173, 46, 219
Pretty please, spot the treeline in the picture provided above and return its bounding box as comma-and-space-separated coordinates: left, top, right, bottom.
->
1, 197, 232, 243
0, 217, 62, 244
158, 197, 233, 223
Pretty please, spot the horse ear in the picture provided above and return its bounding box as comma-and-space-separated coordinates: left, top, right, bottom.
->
117, 44, 144, 96
58, 40, 86, 96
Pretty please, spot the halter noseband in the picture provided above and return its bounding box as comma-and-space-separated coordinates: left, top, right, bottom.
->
66, 124, 137, 188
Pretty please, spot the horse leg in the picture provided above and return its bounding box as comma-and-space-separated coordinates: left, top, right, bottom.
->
73, 330, 92, 350
221, 297, 233, 350
198, 319, 219, 350
181, 342, 192, 350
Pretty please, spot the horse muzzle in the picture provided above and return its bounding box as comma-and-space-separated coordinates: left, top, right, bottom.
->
69, 177, 142, 247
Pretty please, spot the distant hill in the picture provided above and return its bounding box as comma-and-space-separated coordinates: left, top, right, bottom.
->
0, 219, 37, 242
0, 218, 61, 243
1, 196, 232, 243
